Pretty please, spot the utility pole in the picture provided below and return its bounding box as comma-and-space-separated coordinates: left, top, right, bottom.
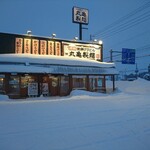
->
135, 63, 139, 79
110, 49, 113, 62
109, 49, 122, 62
79, 24, 82, 40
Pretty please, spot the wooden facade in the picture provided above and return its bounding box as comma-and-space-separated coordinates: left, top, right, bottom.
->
0, 73, 116, 99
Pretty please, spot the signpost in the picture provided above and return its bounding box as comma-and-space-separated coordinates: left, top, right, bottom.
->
72, 6, 89, 40
122, 48, 135, 64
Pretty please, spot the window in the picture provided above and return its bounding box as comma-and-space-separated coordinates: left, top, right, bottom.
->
89, 76, 104, 91
60, 76, 69, 95
0, 74, 5, 94
72, 75, 86, 89
9, 76, 20, 94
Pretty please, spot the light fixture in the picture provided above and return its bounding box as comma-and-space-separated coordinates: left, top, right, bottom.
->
27, 30, 32, 35
52, 33, 56, 38
74, 37, 78, 41
98, 40, 103, 45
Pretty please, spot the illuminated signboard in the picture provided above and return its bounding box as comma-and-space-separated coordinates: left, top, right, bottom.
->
55, 42, 61, 56
48, 41, 54, 55
40, 40, 47, 55
24, 39, 31, 54
63, 42, 101, 60
15, 38, 23, 53
14, 37, 101, 61
32, 39, 39, 54
72, 7, 89, 25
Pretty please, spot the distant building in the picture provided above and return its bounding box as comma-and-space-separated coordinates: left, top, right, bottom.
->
0, 32, 118, 99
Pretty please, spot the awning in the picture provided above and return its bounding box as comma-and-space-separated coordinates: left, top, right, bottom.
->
0, 64, 118, 75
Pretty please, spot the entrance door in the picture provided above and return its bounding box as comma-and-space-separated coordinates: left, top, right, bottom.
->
60, 76, 69, 96
49, 76, 59, 96
8, 76, 20, 95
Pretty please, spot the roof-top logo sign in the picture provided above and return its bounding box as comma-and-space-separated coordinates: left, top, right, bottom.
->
72, 6, 89, 25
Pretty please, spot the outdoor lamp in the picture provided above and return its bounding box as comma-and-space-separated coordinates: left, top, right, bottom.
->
27, 30, 32, 35
52, 33, 56, 38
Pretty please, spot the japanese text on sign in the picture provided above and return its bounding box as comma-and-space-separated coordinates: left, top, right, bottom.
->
15, 38, 23, 53
55, 42, 61, 56
72, 7, 89, 24
40, 40, 47, 55
63, 44, 101, 60
32, 39, 39, 54
48, 41, 54, 55
24, 39, 31, 54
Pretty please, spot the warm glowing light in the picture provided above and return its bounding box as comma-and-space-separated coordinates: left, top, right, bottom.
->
98, 40, 103, 44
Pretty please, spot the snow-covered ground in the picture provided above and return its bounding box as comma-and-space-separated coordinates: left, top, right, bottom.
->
0, 78, 150, 150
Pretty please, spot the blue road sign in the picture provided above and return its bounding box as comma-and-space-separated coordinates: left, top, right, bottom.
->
122, 48, 135, 64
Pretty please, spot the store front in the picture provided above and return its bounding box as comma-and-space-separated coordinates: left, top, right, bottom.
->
0, 54, 118, 99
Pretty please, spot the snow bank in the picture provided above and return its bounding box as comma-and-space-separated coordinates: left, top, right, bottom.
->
116, 78, 150, 95
0, 78, 149, 102
0, 94, 9, 101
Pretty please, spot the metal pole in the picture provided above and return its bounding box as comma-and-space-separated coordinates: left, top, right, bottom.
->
110, 49, 113, 62
79, 23, 82, 40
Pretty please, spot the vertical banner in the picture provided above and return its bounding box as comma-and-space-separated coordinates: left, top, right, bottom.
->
24, 39, 31, 54
40, 40, 47, 55
55, 42, 61, 56
32, 39, 39, 54
95, 49, 101, 60
48, 41, 54, 55
15, 38, 23, 53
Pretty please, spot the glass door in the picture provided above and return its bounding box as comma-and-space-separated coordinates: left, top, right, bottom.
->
9, 76, 20, 95
49, 76, 59, 96
60, 76, 69, 96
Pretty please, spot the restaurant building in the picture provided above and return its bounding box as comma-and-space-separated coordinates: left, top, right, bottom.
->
0, 32, 118, 99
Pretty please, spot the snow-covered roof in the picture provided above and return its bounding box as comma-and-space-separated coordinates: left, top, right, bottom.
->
0, 54, 118, 75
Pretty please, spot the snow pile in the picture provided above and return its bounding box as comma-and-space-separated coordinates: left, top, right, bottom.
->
0, 94, 9, 101
116, 78, 150, 95
70, 89, 107, 97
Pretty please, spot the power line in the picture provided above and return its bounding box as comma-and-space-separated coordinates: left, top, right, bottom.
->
107, 29, 150, 48
98, 12, 150, 39
103, 44, 150, 61
93, 1, 150, 36
92, 1, 150, 39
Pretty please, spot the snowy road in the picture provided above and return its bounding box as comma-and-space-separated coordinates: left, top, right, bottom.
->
0, 79, 150, 150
